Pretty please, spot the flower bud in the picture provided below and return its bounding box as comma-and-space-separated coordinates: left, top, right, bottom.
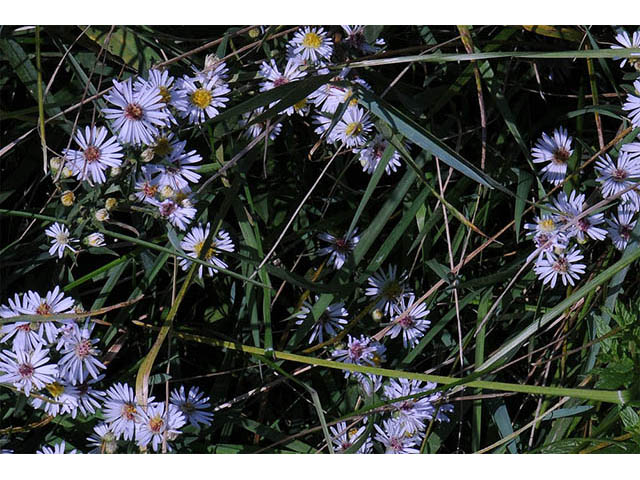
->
160, 185, 175, 199
61, 190, 75, 207
85, 232, 106, 247
371, 309, 384, 322
141, 148, 155, 163
95, 208, 109, 222
105, 198, 117, 211
50, 157, 63, 172
62, 166, 74, 178
110, 166, 121, 177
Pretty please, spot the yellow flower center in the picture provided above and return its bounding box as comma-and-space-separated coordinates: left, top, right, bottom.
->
302, 32, 322, 49
345, 122, 362, 138
149, 416, 164, 433
294, 98, 308, 111
158, 86, 171, 104
539, 218, 555, 232
36, 302, 52, 315
46, 382, 65, 398
191, 88, 212, 109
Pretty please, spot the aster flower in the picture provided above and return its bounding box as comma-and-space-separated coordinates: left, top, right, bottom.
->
44, 222, 78, 259
330, 421, 373, 454
142, 132, 183, 162
170, 385, 213, 429
355, 134, 403, 175
383, 378, 453, 434
37, 440, 78, 454
179, 223, 235, 277
611, 29, 640, 68
534, 246, 586, 288
135, 68, 188, 122
239, 107, 283, 141
524, 214, 559, 237
288, 26, 333, 63
313, 114, 339, 143
332, 335, 384, 378
151, 198, 196, 231
386, 294, 431, 349
87, 422, 118, 454
103, 382, 142, 441
374, 419, 420, 454
134, 168, 160, 204
551, 191, 608, 242
57, 322, 106, 385
527, 231, 569, 263
175, 71, 230, 124
531, 127, 573, 185
0, 293, 45, 353
62, 125, 124, 184
341, 25, 386, 54
295, 296, 349, 344
135, 401, 186, 452
606, 205, 637, 250
595, 151, 640, 204
622, 79, 640, 128
103, 78, 169, 146
0, 344, 58, 396
146, 143, 202, 191
358, 373, 383, 397
317, 228, 359, 270
30, 379, 79, 417
259, 58, 307, 115
365, 265, 411, 316
334, 106, 373, 148
20, 286, 75, 344
319, 77, 370, 115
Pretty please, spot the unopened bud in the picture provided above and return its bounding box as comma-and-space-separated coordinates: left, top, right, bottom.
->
160, 185, 175, 199
61, 190, 75, 207
95, 208, 109, 222
105, 198, 117, 211
371, 309, 384, 322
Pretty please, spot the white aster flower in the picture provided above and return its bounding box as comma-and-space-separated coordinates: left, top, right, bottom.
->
386, 294, 431, 349
179, 224, 235, 277
317, 228, 359, 270
135, 68, 188, 123
0, 293, 45, 353
57, 322, 106, 385
170, 385, 213, 429
85, 233, 106, 248
20, 286, 75, 344
288, 26, 333, 63
355, 134, 403, 175
622, 79, 640, 128
313, 114, 339, 143
534, 246, 586, 288
37, 440, 78, 454
595, 151, 640, 204
551, 191, 608, 242
76, 375, 107, 417
63, 125, 123, 184
44, 222, 78, 259
606, 205, 637, 250
135, 401, 186, 452
0, 344, 58, 396
611, 30, 640, 68
330, 421, 373, 454
341, 25, 386, 54
103, 382, 142, 441
374, 419, 419, 454
334, 106, 373, 147
332, 335, 385, 378
103, 78, 169, 146
30, 379, 79, 417
531, 127, 573, 185
259, 58, 307, 115
151, 198, 196, 231
295, 296, 349, 344
146, 143, 202, 191
175, 72, 230, 124
365, 265, 411, 316
239, 107, 283, 141
134, 168, 160, 204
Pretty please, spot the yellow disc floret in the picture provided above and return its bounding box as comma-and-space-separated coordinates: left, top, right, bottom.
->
191, 88, 212, 109
302, 32, 322, 49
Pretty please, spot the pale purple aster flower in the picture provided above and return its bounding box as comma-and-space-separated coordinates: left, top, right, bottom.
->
30, 379, 79, 417
386, 294, 431, 349
63, 126, 123, 184
37, 440, 78, 454
374, 419, 420, 454
150, 198, 196, 231
332, 335, 385, 378
527, 231, 569, 263
287, 26, 333, 63
135, 401, 186, 452
0, 344, 58, 396
531, 127, 573, 186
611, 30, 640, 68
87, 422, 118, 454
103, 78, 169, 146
76, 375, 107, 417
103, 382, 141, 441
534, 246, 586, 288
146, 143, 202, 191
317, 228, 359, 270
622, 79, 640, 128
595, 152, 640, 203
134, 168, 160, 204
0, 293, 45, 352
365, 265, 411, 316
179, 224, 235, 277
330, 421, 373, 454
20, 286, 75, 344
44, 222, 78, 259
259, 58, 307, 115
551, 191, 608, 242
313, 114, 339, 143
295, 296, 348, 344
170, 385, 213, 429
355, 134, 403, 175
57, 322, 106, 385
134, 68, 187, 124
341, 25, 386, 54
606, 205, 637, 250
